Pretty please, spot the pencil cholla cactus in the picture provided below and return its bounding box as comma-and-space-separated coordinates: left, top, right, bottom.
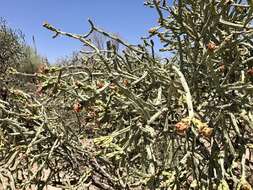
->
0, 1, 253, 189
145, 0, 253, 189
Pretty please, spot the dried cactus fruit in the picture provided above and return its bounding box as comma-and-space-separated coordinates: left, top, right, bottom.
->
73, 102, 82, 113
247, 68, 253, 76
96, 80, 105, 89
198, 126, 214, 138
207, 41, 217, 52
175, 118, 191, 135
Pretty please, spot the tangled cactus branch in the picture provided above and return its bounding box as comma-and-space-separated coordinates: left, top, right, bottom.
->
1, 0, 253, 189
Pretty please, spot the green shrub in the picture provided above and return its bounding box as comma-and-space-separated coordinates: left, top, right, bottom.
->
18, 46, 45, 74
0, 18, 25, 74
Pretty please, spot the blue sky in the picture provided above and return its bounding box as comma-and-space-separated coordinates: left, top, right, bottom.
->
0, 0, 163, 63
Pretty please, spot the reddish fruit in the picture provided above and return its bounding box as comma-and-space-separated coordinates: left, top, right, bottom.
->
219, 64, 225, 72
123, 79, 129, 86
109, 83, 117, 91
96, 81, 105, 89
73, 102, 82, 113
175, 121, 190, 136
207, 42, 217, 52
198, 126, 213, 139
247, 68, 253, 76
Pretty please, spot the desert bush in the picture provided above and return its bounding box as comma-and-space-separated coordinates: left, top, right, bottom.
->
18, 45, 47, 74
0, 19, 46, 96
0, 0, 253, 189
0, 18, 25, 74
